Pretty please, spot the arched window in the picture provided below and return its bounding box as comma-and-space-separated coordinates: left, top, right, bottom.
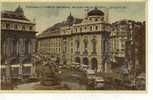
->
90, 26, 92, 31
91, 58, 98, 70
83, 39, 88, 55
75, 57, 80, 64
84, 39, 88, 49
83, 57, 89, 65
80, 27, 82, 32
92, 38, 97, 54
101, 17, 104, 21
56, 57, 60, 64
29, 26, 33, 30
95, 18, 98, 21
76, 40, 80, 49
95, 26, 98, 30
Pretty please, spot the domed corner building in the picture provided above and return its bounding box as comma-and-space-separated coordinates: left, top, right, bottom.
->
88, 7, 104, 16
1, 6, 37, 83
37, 7, 112, 73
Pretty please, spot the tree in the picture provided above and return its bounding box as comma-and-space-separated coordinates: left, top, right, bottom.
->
33, 52, 61, 86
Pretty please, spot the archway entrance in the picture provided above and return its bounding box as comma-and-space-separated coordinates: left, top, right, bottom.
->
83, 57, 89, 65
75, 57, 80, 64
91, 58, 98, 70
56, 57, 60, 64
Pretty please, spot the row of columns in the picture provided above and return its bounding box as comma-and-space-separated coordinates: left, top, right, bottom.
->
1, 37, 36, 61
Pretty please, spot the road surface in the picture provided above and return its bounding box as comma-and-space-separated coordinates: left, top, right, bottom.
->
14, 82, 40, 90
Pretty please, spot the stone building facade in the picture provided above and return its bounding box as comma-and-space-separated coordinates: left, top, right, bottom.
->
1, 6, 37, 81
38, 7, 145, 74
38, 7, 112, 73
110, 20, 145, 75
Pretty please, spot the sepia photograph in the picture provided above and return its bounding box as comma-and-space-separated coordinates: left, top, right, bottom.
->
0, 1, 146, 91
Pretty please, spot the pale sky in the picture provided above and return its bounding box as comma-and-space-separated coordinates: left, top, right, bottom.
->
1, 2, 145, 34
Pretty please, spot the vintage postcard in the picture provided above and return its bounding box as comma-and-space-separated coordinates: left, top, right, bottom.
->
0, 0, 147, 91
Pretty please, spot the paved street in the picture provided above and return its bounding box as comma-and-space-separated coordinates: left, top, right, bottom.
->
14, 82, 40, 90
59, 68, 87, 90
14, 68, 87, 90
61, 71, 87, 90
61, 81, 86, 90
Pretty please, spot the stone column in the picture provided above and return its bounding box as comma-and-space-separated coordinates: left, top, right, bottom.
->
31, 39, 36, 53
18, 63, 23, 80
19, 38, 25, 56
16, 40, 19, 56
5, 64, 13, 89
2, 39, 5, 60
28, 40, 31, 55
12, 39, 17, 56
6, 38, 11, 57
10, 39, 14, 57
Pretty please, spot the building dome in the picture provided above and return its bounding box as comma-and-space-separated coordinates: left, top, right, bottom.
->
15, 5, 24, 15
66, 13, 75, 26
67, 13, 74, 22
87, 7, 104, 16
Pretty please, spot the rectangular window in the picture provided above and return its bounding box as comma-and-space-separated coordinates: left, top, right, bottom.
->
95, 26, 98, 30
71, 42, 73, 46
29, 26, 33, 30
22, 67, 31, 75
80, 27, 82, 32
90, 26, 92, 31
12, 67, 19, 76
101, 17, 104, 21
14, 24, 18, 29
6, 24, 10, 29
2, 23, 6, 28
22, 25, 25, 30
71, 48, 73, 53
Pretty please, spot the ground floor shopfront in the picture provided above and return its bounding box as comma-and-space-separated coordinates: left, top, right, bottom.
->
1, 63, 35, 83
